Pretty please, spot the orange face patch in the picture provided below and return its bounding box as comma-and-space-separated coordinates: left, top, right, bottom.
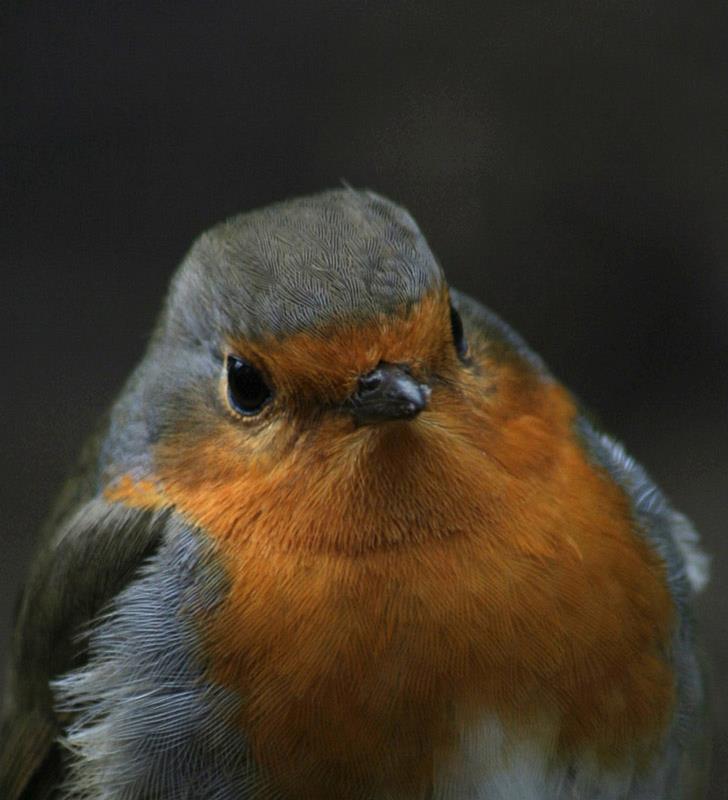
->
224, 287, 456, 406
116, 292, 676, 798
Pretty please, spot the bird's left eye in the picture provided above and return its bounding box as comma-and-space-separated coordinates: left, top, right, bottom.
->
449, 302, 468, 359
226, 356, 273, 416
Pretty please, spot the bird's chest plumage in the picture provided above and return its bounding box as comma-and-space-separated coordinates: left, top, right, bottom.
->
184, 448, 672, 796
152, 377, 677, 798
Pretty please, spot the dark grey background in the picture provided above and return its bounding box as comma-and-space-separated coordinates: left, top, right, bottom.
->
2, 2, 726, 796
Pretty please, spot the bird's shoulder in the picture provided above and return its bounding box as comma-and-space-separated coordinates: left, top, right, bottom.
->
0, 414, 168, 799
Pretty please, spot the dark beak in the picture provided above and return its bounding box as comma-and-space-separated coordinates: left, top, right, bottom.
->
348, 362, 431, 425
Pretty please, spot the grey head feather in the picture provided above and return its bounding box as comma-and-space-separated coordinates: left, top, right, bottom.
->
100, 189, 445, 481
162, 188, 444, 348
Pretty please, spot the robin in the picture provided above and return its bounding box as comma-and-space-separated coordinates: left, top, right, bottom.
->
0, 189, 710, 799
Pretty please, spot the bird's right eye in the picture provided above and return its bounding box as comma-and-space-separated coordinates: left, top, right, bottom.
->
226, 355, 273, 416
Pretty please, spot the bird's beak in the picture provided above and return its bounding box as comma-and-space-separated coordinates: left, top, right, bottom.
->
348, 362, 431, 425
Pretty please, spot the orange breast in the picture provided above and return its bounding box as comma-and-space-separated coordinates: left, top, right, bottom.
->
114, 333, 675, 798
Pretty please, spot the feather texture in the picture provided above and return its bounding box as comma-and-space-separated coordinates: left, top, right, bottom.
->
1, 190, 710, 799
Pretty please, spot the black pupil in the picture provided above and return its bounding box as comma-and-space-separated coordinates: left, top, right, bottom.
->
227, 356, 271, 415
449, 303, 467, 358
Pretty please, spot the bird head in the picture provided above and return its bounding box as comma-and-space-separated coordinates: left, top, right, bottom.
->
98, 190, 675, 795
105, 189, 545, 553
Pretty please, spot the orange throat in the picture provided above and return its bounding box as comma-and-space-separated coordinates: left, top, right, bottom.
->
113, 347, 676, 797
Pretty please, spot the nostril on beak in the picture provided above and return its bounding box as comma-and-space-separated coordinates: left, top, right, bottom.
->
357, 369, 384, 395
350, 363, 430, 424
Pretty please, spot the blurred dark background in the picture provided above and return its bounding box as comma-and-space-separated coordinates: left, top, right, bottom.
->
2, 1, 726, 795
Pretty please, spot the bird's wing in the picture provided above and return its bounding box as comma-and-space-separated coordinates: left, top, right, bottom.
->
453, 287, 711, 796
571, 414, 711, 797
0, 482, 167, 799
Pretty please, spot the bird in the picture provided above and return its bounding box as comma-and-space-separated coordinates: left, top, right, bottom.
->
0, 189, 710, 800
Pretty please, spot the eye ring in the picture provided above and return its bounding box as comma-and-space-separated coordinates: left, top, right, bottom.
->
226, 355, 273, 416
449, 302, 468, 359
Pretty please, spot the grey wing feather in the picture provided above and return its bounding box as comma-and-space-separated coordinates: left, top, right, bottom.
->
0, 434, 167, 800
